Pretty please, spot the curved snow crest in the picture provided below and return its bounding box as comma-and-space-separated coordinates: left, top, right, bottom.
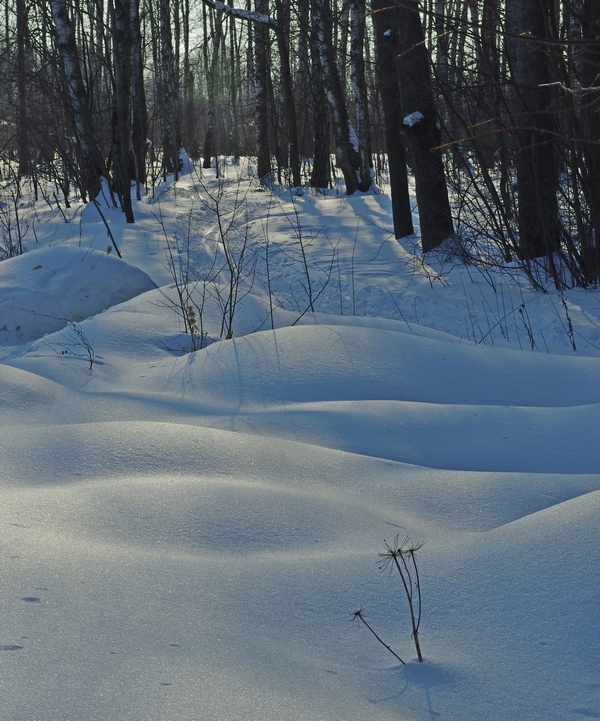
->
0, 363, 70, 414
156, 323, 600, 409
0, 245, 155, 344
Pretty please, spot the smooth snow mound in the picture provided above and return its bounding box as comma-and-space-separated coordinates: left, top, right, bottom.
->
0, 246, 155, 344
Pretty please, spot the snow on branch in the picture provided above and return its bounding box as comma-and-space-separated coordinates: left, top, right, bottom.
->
403, 111, 424, 127
200, 0, 278, 28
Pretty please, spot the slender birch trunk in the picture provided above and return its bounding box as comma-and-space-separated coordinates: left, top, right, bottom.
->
130, 0, 148, 188
349, 0, 372, 191
110, 0, 134, 221
273, 0, 302, 187
203, 5, 223, 168
312, 0, 359, 194
253, 0, 272, 183
16, 0, 29, 176
309, 3, 331, 189
50, 0, 105, 201
159, 0, 180, 177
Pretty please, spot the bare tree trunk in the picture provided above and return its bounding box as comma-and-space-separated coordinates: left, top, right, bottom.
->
309, 5, 331, 189
372, 0, 414, 238
16, 0, 29, 177
159, 0, 181, 176
505, 0, 560, 261
50, 0, 105, 200
203, 106, 216, 168
274, 0, 302, 187
270, 65, 287, 183
227, 4, 241, 159
578, 0, 600, 282
312, 0, 359, 194
130, 0, 147, 188
349, 0, 372, 191
110, 0, 134, 221
311, 84, 331, 189
297, 0, 313, 160
253, 0, 272, 182
393, 0, 453, 252
337, 0, 349, 87
472, 0, 503, 169
203, 5, 223, 168
180, 0, 198, 158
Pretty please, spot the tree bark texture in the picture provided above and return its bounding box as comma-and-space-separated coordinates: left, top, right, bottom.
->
297, 0, 314, 160
203, 6, 223, 168
130, 0, 148, 187
110, 0, 134, 222
312, 0, 360, 194
309, 7, 331, 189
16, 0, 29, 176
274, 0, 302, 187
392, 0, 453, 251
578, 1, 600, 281
371, 0, 414, 238
50, 0, 105, 201
160, 0, 181, 176
349, 0, 373, 191
505, 0, 561, 260
253, 0, 272, 182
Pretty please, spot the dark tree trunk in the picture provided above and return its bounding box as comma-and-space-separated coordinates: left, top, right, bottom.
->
274, 0, 302, 187
309, 5, 331, 189
269, 66, 287, 184
297, 0, 313, 160
203, 107, 215, 169
311, 69, 331, 189
505, 0, 560, 261
203, 6, 223, 169
159, 0, 181, 176
181, 0, 198, 158
349, 0, 372, 191
312, 0, 360, 194
372, 0, 414, 238
253, 0, 272, 183
16, 0, 29, 177
392, 0, 453, 252
130, 0, 147, 188
578, 0, 600, 282
110, 0, 134, 222
474, 0, 505, 170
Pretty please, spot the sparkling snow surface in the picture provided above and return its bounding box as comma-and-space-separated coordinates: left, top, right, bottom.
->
0, 164, 598, 721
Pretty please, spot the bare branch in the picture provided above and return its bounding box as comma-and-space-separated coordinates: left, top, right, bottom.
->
198, 0, 278, 28
539, 79, 600, 95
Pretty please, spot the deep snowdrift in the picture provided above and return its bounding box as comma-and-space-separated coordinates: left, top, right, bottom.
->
0, 167, 598, 721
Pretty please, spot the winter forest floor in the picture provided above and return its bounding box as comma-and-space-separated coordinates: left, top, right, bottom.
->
0, 160, 599, 720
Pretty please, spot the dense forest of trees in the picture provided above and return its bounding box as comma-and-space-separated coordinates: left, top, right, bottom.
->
0, 0, 599, 288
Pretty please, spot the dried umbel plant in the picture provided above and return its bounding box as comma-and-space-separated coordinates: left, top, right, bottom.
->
379, 536, 425, 662
352, 535, 425, 665
351, 608, 405, 665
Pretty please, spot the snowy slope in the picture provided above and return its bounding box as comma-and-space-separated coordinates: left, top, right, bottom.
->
0, 166, 598, 721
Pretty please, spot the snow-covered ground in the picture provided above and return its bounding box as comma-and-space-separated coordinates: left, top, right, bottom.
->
1, 162, 599, 721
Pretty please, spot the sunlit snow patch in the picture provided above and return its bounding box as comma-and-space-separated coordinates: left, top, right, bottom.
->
0, 246, 155, 344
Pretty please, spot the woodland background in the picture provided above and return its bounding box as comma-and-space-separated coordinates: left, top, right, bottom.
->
1, 0, 599, 288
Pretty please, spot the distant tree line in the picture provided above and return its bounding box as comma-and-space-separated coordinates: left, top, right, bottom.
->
0, 0, 598, 287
